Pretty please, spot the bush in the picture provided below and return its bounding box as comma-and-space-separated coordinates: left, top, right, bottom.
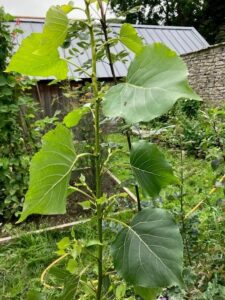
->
0, 8, 58, 220
145, 100, 225, 158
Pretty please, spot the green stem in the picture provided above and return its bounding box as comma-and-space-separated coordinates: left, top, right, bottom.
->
105, 216, 129, 229
69, 186, 95, 201
97, 2, 142, 211
85, 2, 103, 299
125, 130, 142, 211
179, 137, 192, 266
65, 59, 91, 77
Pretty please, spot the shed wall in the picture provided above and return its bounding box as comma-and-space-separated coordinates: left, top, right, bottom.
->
32, 81, 81, 117
33, 43, 225, 117
182, 43, 225, 104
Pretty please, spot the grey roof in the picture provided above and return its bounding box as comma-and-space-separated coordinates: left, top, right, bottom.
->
8, 20, 209, 79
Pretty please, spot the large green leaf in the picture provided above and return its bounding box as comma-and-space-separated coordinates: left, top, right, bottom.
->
119, 23, 144, 54
6, 5, 71, 79
18, 124, 76, 223
130, 141, 178, 197
7, 33, 68, 79
103, 43, 201, 124
112, 207, 183, 288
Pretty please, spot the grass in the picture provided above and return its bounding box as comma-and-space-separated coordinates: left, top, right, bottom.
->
0, 221, 100, 299
0, 231, 59, 299
0, 215, 130, 300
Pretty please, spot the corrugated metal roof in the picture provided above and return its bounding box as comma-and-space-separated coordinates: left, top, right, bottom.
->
7, 21, 209, 79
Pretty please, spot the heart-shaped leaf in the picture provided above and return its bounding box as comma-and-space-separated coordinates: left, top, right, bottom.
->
18, 124, 76, 223
111, 207, 183, 288
103, 43, 201, 124
7, 33, 68, 79
130, 141, 178, 197
6, 5, 69, 79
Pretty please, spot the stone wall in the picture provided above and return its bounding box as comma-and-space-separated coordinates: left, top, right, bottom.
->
182, 43, 225, 104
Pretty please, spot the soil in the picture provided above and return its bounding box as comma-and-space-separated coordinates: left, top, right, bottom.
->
0, 170, 128, 238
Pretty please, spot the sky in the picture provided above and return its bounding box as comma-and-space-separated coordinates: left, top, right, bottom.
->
0, 0, 115, 19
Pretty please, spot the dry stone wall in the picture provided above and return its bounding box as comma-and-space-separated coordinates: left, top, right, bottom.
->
182, 43, 225, 104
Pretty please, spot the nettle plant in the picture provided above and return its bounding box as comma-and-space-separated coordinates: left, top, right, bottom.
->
7, 1, 200, 299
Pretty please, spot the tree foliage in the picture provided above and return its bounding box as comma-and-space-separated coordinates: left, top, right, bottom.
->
200, 0, 225, 43
110, 0, 203, 27
110, 0, 225, 44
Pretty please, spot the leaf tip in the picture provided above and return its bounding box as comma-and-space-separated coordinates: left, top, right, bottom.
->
16, 213, 27, 224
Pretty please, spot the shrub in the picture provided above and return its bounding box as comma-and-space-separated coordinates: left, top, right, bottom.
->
0, 8, 58, 220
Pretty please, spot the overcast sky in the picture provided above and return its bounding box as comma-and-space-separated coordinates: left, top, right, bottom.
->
0, 0, 115, 18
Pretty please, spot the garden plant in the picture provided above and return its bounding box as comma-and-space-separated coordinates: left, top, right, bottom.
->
6, 0, 201, 299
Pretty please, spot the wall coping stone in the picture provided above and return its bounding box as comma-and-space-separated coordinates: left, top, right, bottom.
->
181, 42, 225, 57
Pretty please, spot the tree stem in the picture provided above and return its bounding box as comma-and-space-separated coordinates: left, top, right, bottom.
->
85, 2, 103, 299
97, 0, 117, 83
97, 2, 141, 211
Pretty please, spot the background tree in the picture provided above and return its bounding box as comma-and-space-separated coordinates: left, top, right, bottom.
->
200, 0, 225, 43
110, 0, 225, 44
110, 0, 203, 27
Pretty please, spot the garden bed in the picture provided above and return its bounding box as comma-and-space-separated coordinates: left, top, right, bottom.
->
0, 169, 136, 240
